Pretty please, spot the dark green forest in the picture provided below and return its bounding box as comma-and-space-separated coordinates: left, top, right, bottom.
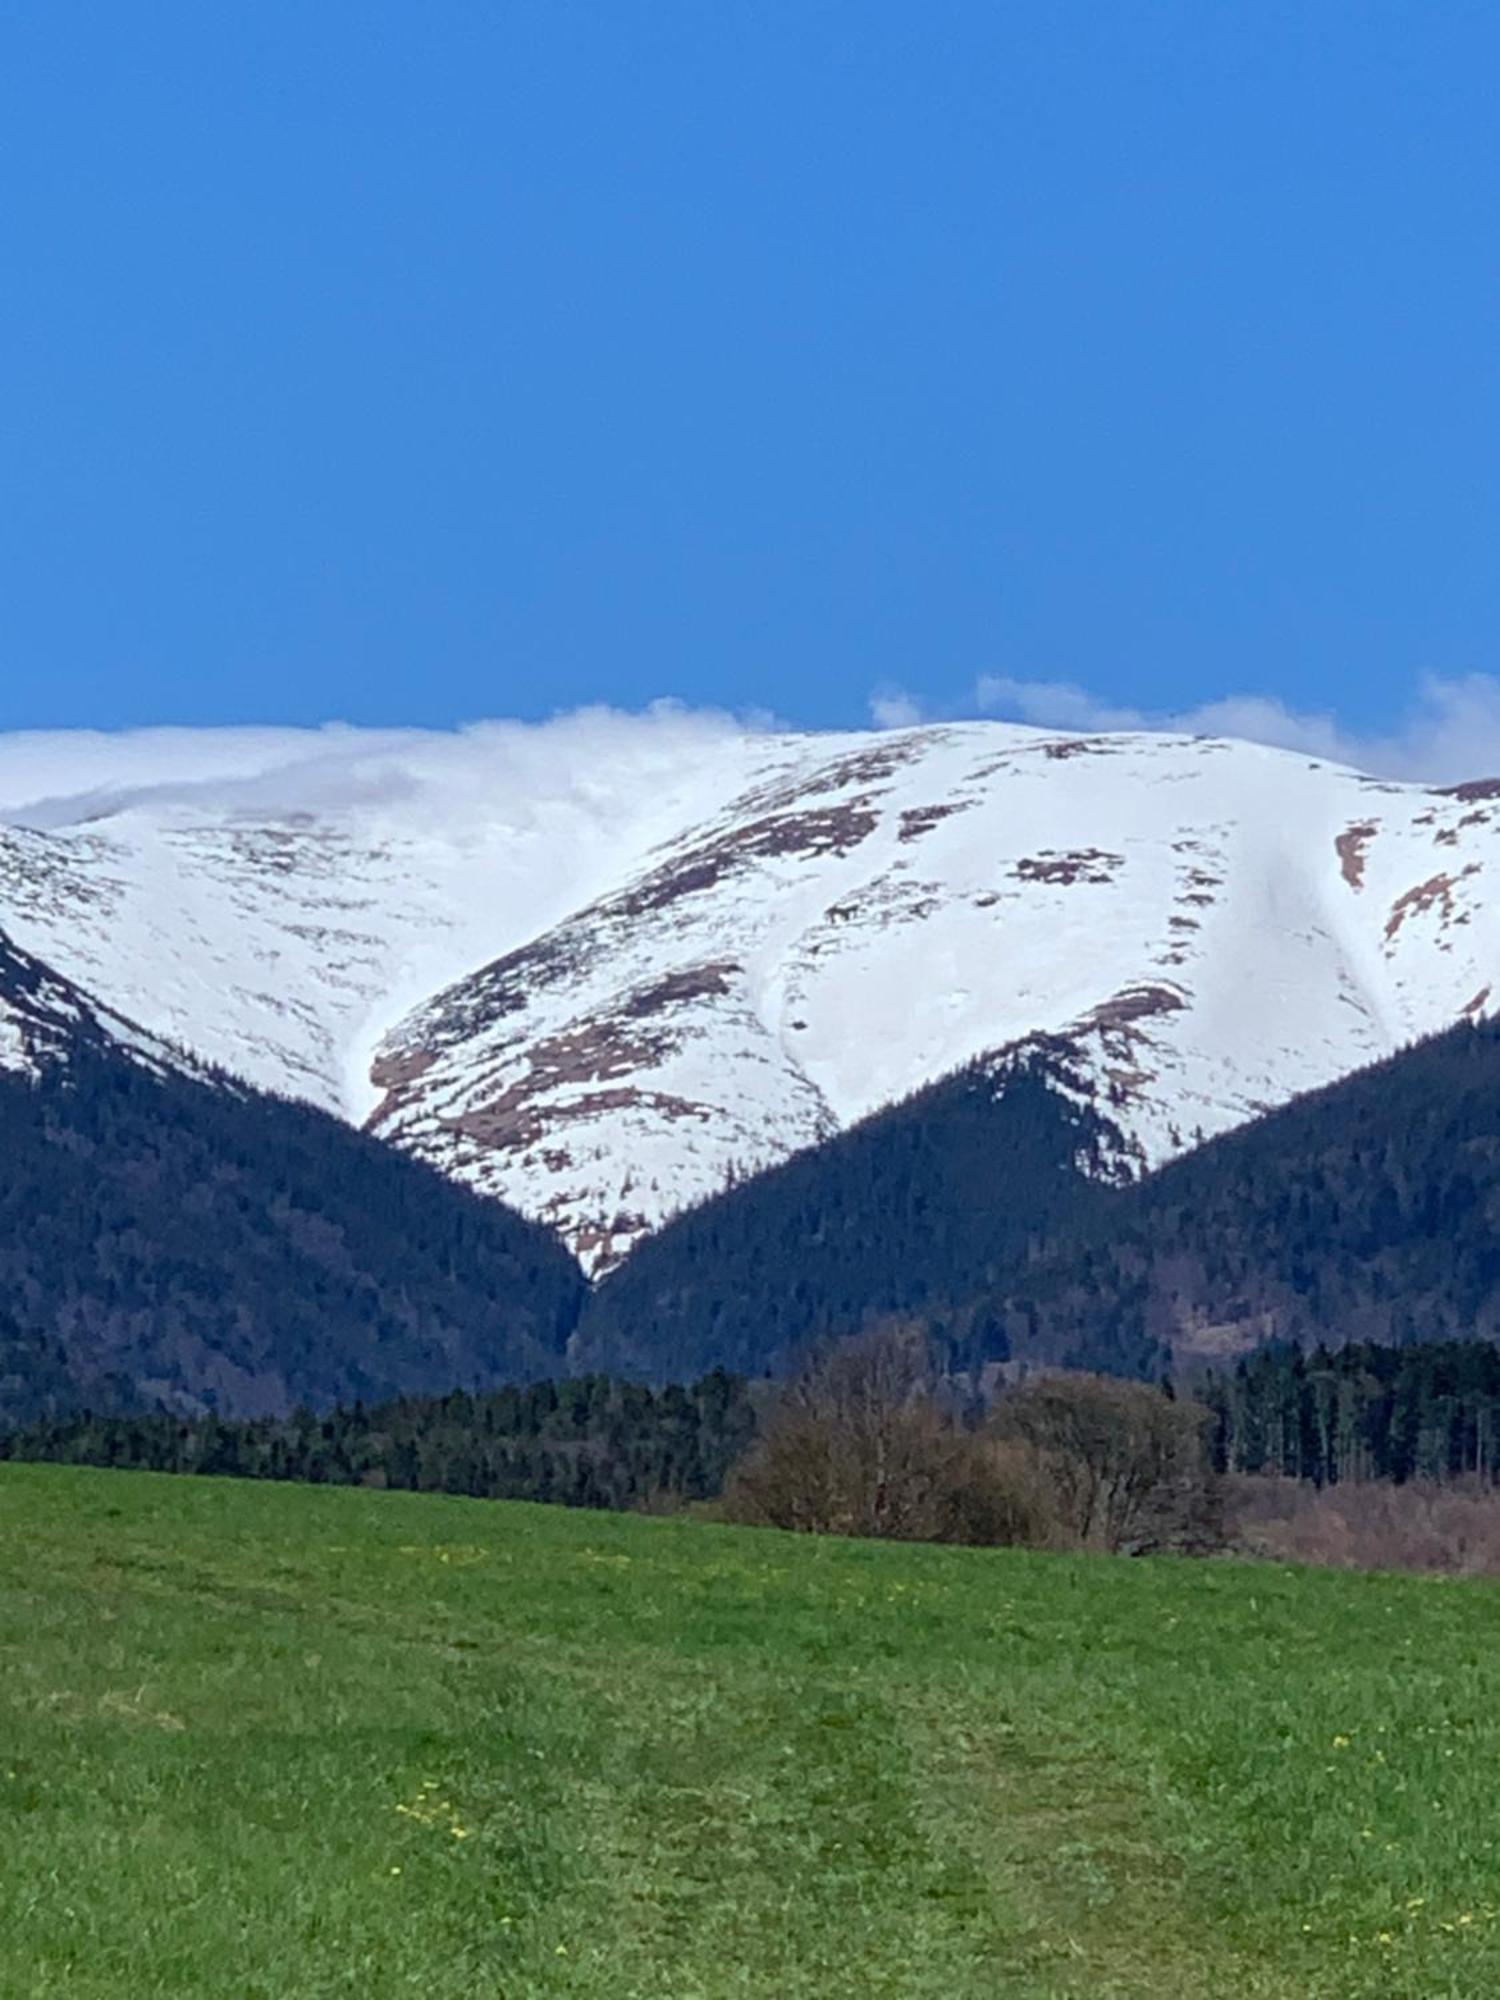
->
572, 1046, 1124, 1381
0, 1050, 585, 1424
16, 1343, 1500, 1518
574, 1017, 1500, 1387
584, 1016, 1500, 1392
1204, 1341, 1500, 1486
0, 1371, 756, 1511
935, 1016, 1500, 1382
11, 1000, 1500, 1427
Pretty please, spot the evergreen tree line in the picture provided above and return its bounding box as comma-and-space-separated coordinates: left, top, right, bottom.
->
1202, 1341, 1500, 1486
16, 1341, 1500, 1517
577, 1018, 1500, 1390
14, 1004, 1500, 1429
0, 1338, 1219, 1549
0, 1371, 757, 1511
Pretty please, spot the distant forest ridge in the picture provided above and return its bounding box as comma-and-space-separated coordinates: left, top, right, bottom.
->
0, 1373, 757, 1512
7, 1011, 1500, 1420
12, 1343, 1500, 1515
580, 1013, 1500, 1385
0, 1048, 584, 1425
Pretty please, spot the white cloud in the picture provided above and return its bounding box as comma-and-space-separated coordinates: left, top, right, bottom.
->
973, 672, 1500, 783
972, 676, 1151, 736
868, 685, 926, 730
0, 702, 776, 831
7, 673, 1500, 831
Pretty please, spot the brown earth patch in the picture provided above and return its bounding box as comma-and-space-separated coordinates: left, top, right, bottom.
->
446, 1074, 711, 1155
1383, 865, 1481, 945
1335, 821, 1377, 890
363, 1044, 442, 1129
565, 1209, 653, 1273
1012, 847, 1123, 886
376, 928, 586, 1072
368, 1045, 438, 1095
1174, 865, 1221, 910
796, 738, 937, 795
1049, 984, 1191, 1110
618, 962, 738, 1018
897, 800, 975, 843
616, 803, 879, 918
1075, 983, 1188, 1034
389, 976, 732, 1154
1437, 777, 1500, 802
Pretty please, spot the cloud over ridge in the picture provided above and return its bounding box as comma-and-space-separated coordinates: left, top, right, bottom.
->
0, 703, 770, 832
970, 671, 1500, 784
863, 672, 1500, 785
7, 672, 1500, 832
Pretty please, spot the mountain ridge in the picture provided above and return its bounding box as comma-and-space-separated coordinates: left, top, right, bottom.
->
0, 925, 586, 1423
4, 717, 1500, 1272
562, 1011, 1500, 1388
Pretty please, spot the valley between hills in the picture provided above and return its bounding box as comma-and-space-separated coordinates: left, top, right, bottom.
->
5, 715, 1500, 1417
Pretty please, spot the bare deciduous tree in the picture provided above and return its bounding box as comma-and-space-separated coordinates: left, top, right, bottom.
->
724, 1333, 1221, 1555
724, 1324, 1055, 1546
988, 1373, 1219, 1553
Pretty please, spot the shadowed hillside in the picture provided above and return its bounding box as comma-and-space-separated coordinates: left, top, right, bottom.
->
570, 1049, 1128, 1381
573, 1017, 1500, 1387
0, 1050, 586, 1422
941, 1016, 1500, 1379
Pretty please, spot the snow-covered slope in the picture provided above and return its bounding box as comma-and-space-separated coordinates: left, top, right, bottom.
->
3, 716, 1499, 1271
0, 927, 187, 1081
0, 715, 809, 1118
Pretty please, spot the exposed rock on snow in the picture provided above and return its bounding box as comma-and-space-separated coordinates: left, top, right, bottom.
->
3, 718, 1500, 1270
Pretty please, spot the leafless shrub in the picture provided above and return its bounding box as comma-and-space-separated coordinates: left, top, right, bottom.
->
1226, 1474, 1500, 1576
722, 1324, 1061, 1545
934, 1435, 1065, 1549
722, 1333, 1221, 1553
988, 1373, 1222, 1554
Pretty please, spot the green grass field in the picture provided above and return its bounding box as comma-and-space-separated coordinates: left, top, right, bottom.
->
4, 1467, 1500, 1998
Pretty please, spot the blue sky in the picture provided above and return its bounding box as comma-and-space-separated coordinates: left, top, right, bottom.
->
3, 2, 1499, 746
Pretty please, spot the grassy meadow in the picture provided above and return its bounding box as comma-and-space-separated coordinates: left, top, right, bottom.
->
3, 1464, 1500, 1998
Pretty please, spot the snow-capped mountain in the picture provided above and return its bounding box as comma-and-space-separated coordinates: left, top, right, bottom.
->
2, 714, 1498, 1271
0, 925, 188, 1081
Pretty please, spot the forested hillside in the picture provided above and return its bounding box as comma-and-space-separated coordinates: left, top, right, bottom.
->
569, 1016, 1500, 1388
11, 1004, 1500, 1425
569, 1048, 1125, 1381
0, 1051, 586, 1423
938, 1017, 1500, 1379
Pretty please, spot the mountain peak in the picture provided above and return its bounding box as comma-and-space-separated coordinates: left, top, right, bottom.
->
3, 719, 1499, 1270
